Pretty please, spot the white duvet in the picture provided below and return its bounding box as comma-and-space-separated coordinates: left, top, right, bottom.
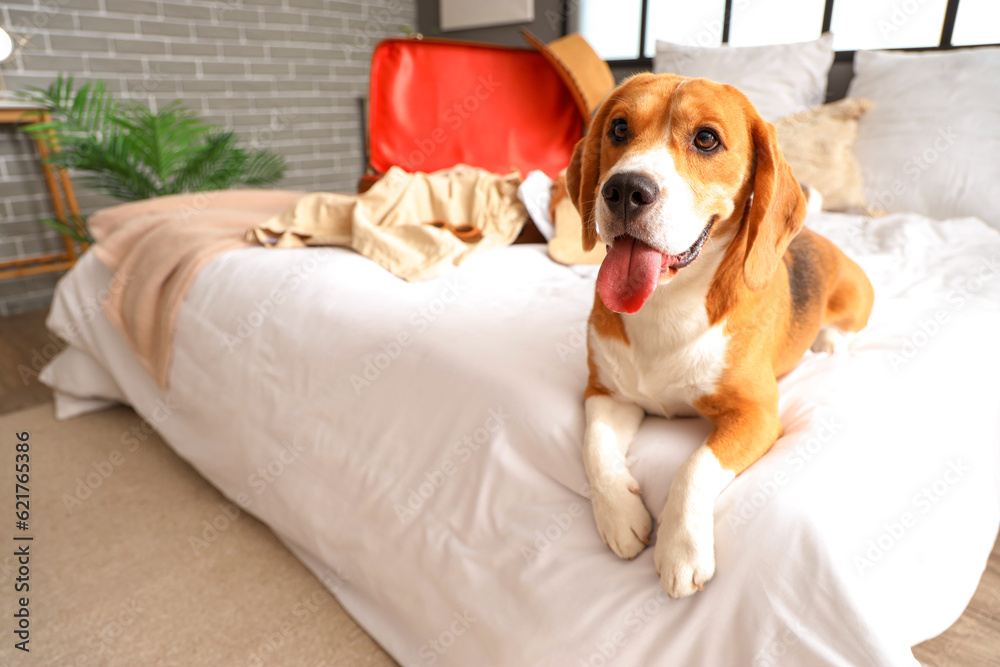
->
44, 211, 1000, 666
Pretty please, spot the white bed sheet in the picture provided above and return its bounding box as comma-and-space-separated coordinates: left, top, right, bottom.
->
44, 211, 1000, 666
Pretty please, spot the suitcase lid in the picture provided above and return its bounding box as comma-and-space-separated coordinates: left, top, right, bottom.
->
367, 38, 584, 178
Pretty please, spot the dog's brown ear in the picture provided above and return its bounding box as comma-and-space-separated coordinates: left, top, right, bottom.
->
566, 109, 607, 252
742, 114, 807, 292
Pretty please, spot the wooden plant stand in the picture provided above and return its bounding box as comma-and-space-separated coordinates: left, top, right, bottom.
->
0, 103, 84, 281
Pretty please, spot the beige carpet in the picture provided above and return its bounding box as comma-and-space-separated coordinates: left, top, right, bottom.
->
0, 403, 397, 666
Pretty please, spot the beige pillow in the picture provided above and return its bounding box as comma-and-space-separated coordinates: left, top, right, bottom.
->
774, 97, 873, 213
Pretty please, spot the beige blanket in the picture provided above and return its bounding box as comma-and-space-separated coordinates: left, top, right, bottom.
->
88, 167, 526, 389
89, 189, 305, 388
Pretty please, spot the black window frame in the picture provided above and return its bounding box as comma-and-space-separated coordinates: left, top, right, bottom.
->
576, 0, 994, 67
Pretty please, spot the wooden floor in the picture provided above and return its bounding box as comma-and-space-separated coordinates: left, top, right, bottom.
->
0, 307, 998, 664
0, 308, 66, 414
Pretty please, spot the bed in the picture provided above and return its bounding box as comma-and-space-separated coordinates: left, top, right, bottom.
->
40, 40, 1000, 666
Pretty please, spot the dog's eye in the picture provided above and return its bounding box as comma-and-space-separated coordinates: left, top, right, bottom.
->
609, 118, 628, 144
694, 129, 720, 152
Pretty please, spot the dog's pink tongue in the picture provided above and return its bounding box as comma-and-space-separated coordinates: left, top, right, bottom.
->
596, 237, 664, 314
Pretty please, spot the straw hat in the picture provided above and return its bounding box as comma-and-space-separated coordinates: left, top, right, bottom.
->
521, 28, 615, 126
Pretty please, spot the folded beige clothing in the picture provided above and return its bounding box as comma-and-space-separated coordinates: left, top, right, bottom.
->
247, 165, 528, 282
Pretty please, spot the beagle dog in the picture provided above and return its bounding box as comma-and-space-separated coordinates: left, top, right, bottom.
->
566, 73, 874, 598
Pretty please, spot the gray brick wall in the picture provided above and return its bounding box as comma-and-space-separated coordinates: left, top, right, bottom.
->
0, 0, 417, 315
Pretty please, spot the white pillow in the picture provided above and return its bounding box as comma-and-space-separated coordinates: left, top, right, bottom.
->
653, 33, 834, 122
849, 47, 1000, 227
51, 392, 119, 421
39, 347, 125, 419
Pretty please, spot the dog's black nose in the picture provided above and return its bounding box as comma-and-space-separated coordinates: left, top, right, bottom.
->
601, 172, 658, 220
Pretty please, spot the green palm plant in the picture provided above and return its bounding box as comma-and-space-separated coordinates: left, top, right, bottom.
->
18, 75, 287, 243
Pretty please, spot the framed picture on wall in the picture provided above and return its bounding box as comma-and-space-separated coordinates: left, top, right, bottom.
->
440, 0, 535, 31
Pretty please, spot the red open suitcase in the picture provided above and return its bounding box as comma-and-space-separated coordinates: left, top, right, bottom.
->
361, 37, 585, 192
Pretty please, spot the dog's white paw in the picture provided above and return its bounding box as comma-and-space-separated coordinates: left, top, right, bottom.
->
811, 327, 848, 354
653, 512, 715, 598
591, 479, 652, 560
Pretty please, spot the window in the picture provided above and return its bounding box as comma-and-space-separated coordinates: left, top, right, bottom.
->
729, 0, 827, 48
829, 0, 950, 50
643, 0, 725, 56
578, 0, 644, 59
576, 0, 1000, 62
952, 0, 1000, 47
